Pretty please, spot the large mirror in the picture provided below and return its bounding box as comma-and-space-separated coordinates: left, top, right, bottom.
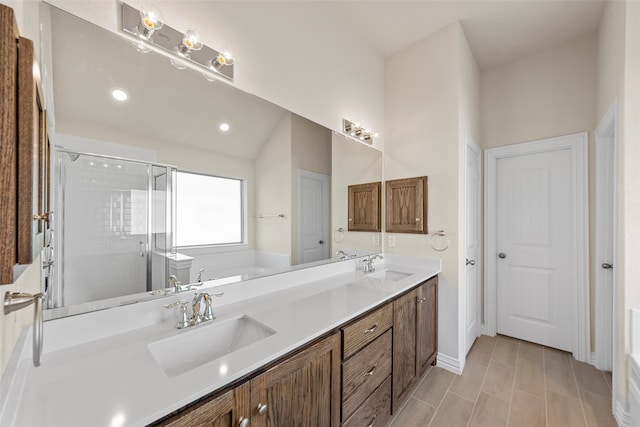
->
40, 3, 382, 318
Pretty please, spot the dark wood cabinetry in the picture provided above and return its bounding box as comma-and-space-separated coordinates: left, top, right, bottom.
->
385, 176, 428, 234
417, 277, 438, 376
392, 277, 438, 412
347, 182, 381, 232
250, 333, 341, 426
159, 384, 250, 427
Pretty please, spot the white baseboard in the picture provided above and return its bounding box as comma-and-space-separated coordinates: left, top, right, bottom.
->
436, 352, 464, 375
615, 400, 631, 427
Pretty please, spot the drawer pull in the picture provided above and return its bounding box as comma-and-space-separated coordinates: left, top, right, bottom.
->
364, 322, 379, 334
257, 403, 268, 415
238, 417, 250, 427
417, 297, 427, 304
364, 366, 376, 377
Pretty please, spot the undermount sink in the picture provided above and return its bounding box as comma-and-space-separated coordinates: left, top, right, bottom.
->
148, 315, 276, 377
366, 269, 411, 282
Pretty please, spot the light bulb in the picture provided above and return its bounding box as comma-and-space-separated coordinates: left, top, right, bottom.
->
177, 29, 203, 56
208, 45, 235, 71
137, 3, 164, 40
219, 123, 230, 132
111, 88, 128, 101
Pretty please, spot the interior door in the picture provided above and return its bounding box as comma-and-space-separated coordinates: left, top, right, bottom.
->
464, 137, 481, 355
298, 170, 329, 264
496, 148, 573, 351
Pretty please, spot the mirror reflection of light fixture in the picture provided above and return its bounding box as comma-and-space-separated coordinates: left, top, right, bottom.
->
121, 3, 235, 82
135, 3, 164, 40
207, 46, 234, 71
171, 29, 203, 69
343, 119, 377, 145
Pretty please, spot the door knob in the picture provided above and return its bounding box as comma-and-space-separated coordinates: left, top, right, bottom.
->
466, 259, 476, 266
602, 263, 613, 270
238, 417, 250, 427
257, 403, 268, 415
498, 253, 506, 259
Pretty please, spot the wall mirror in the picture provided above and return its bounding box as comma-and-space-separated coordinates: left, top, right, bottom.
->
40, 2, 382, 319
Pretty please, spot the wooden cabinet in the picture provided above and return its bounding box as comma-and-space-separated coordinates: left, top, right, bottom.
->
158, 383, 251, 427
250, 333, 341, 426
347, 182, 381, 232
417, 277, 438, 376
341, 304, 393, 426
392, 289, 418, 412
385, 176, 428, 234
0, 4, 50, 284
392, 277, 438, 412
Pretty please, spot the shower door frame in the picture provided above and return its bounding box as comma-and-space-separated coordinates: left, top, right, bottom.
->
53, 147, 176, 309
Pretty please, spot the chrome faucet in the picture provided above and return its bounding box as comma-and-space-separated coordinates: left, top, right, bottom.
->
196, 268, 205, 283
363, 254, 384, 273
337, 250, 356, 260
168, 275, 182, 293
164, 291, 224, 329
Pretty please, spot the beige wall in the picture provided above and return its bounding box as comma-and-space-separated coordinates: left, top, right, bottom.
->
290, 114, 332, 264
255, 114, 292, 256
385, 23, 469, 360
331, 134, 383, 256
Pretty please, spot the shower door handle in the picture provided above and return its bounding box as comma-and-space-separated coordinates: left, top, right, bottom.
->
139, 241, 147, 257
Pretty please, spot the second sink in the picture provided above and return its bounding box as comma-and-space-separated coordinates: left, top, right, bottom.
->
366, 269, 411, 282
148, 315, 276, 377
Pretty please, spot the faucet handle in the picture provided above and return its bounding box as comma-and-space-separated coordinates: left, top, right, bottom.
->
164, 300, 189, 329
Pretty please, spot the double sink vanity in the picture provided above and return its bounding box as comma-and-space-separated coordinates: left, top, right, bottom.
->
2, 254, 440, 426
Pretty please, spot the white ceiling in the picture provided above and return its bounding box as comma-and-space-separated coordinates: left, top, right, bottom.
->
326, 0, 606, 69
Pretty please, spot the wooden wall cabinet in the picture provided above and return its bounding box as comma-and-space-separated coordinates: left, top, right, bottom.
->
1, 4, 50, 284
385, 176, 428, 234
392, 277, 438, 412
347, 182, 381, 232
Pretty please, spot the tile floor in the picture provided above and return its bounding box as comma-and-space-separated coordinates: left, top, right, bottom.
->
388, 335, 617, 427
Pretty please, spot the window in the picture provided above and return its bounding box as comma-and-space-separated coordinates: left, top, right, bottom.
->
176, 171, 244, 247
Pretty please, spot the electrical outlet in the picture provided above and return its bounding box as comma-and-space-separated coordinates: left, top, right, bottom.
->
387, 234, 396, 248
372, 234, 380, 246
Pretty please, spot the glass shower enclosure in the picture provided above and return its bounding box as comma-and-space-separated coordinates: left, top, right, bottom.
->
51, 149, 176, 309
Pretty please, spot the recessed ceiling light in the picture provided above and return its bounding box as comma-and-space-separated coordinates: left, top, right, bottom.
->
219, 123, 230, 132
111, 88, 128, 101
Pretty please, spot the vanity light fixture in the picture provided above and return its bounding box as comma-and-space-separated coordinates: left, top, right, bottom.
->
121, 3, 235, 82
134, 3, 164, 40
343, 119, 377, 144
111, 88, 128, 101
219, 123, 230, 132
207, 46, 234, 71
171, 29, 203, 69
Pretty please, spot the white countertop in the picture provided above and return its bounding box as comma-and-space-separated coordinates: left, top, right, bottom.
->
2, 254, 440, 427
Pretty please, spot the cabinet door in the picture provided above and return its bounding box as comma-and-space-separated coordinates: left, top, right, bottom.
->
385, 176, 428, 234
160, 383, 251, 427
250, 333, 341, 427
392, 289, 418, 412
348, 182, 381, 232
417, 277, 438, 376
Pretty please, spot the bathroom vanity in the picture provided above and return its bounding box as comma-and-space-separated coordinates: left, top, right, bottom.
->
1, 254, 439, 426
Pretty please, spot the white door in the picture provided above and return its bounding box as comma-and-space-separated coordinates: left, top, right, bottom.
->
464, 135, 482, 355
496, 148, 573, 351
298, 170, 330, 264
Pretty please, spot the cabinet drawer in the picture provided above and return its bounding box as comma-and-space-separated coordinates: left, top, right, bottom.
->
342, 303, 393, 359
343, 376, 391, 427
342, 329, 392, 421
